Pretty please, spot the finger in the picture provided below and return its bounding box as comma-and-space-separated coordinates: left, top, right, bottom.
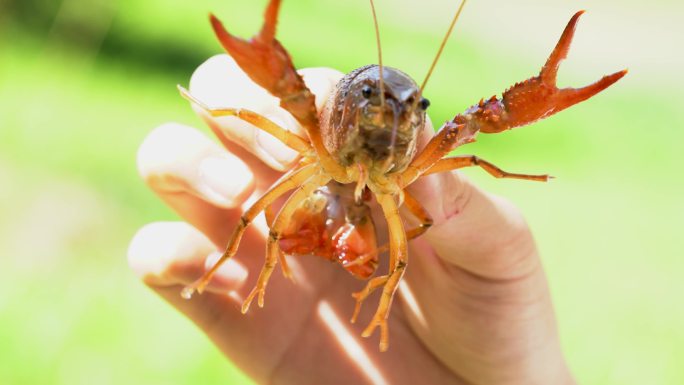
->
404, 174, 562, 383
127, 221, 261, 369
407, 154, 539, 280
298, 67, 345, 112
128, 221, 247, 293
127, 222, 340, 384
136, 121, 287, 276
138, 122, 266, 246
188, 54, 343, 171
138, 122, 255, 209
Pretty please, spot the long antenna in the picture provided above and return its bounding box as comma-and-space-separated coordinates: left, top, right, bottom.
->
418, 0, 467, 95
369, 0, 385, 107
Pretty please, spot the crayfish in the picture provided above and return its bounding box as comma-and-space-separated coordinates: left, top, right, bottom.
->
178, 0, 626, 351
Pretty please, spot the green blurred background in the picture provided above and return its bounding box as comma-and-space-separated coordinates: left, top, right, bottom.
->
0, 0, 681, 383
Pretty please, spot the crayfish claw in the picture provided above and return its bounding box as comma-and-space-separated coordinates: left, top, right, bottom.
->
459, 11, 626, 134
209, 0, 301, 101
555, 69, 627, 108
540, 10, 585, 87
209, 14, 284, 96
536, 11, 628, 114
209, 0, 320, 136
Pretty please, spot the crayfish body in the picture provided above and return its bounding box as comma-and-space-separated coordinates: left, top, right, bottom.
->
178, 0, 626, 351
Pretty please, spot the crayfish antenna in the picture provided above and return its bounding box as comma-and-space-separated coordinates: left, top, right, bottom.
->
368, 0, 385, 108
418, 0, 467, 97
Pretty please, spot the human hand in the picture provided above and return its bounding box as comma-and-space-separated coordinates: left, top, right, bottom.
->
128, 54, 575, 385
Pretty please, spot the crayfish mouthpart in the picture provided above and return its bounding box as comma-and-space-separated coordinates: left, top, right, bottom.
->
180, 286, 196, 300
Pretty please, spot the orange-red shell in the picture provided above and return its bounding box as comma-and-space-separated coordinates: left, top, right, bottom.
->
278, 184, 378, 279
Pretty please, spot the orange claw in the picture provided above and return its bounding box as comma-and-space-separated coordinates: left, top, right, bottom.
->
456, 11, 627, 134
209, 0, 350, 180
209, 0, 320, 129
209, 0, 298, 98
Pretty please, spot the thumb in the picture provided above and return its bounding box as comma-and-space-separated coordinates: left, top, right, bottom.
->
407, 170, 540, 280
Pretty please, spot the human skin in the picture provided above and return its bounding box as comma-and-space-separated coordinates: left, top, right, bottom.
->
128, 55, 576, 385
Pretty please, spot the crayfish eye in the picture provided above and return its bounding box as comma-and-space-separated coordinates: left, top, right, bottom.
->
361, 85, 373, 99
419, 98, 431, 110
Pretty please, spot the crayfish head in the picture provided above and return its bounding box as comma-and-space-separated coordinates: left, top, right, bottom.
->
321, 65, 428, 176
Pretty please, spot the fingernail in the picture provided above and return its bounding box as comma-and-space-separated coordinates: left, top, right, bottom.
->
128, 222, 216, 286
257, 128, 299, 169
204, 251, 248, 290
197, 155, 253, 208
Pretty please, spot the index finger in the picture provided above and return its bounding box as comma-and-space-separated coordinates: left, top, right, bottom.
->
186, 54, 344, 171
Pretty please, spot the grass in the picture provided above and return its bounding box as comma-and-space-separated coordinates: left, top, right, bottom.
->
0, 0, 682, 384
